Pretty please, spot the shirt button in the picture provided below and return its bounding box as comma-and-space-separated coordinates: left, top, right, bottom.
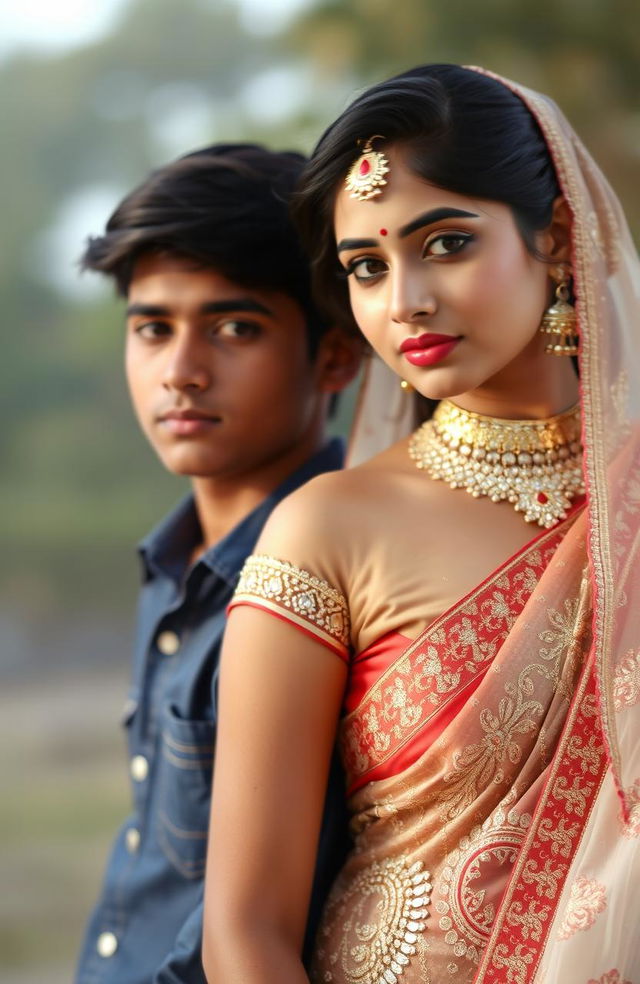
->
156, 630, 180, 655
97, 931, 118, 957
125, 827, 140, 853
130, 755, 149, 782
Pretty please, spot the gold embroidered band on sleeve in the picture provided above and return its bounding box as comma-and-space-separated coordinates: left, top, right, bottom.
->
231, 555, 350, 659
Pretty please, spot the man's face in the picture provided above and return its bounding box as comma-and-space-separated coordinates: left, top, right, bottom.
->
125, 253, 332, 480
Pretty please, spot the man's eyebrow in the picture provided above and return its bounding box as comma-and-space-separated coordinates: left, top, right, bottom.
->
336, 237, 379, 254
125, 299, 274, 318
399, 207, 479, 239
126, 303, 169, 317
200, 299, 274, 317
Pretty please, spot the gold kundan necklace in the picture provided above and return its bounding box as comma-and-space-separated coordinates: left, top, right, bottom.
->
408, 399, 584, 528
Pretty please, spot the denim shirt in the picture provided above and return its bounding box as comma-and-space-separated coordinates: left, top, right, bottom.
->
75, 439, 350, 984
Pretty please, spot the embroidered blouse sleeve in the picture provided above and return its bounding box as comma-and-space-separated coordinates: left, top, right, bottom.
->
230, 554, 350, 661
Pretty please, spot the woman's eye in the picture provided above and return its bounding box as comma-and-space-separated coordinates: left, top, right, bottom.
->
346, 257, 387, 283
424, 232, 473, 257
216, 319, 261, 339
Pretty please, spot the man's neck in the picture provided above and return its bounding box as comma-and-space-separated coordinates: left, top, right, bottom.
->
190, 431, 327, 554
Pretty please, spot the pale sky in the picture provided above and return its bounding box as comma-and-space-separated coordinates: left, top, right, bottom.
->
0, 0, 314, 58
2, 0, 317, 297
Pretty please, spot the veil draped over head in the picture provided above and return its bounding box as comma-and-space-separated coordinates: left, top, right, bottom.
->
349, 68, 640, 813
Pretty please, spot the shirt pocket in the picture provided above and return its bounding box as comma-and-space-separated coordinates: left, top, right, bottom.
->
156, 702, 215, 879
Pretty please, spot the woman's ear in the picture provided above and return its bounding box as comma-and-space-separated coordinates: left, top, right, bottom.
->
315, 327, 364, 394
542, 195, 573, 266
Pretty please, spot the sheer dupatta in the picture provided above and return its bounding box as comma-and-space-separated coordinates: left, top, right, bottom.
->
345, 71, 640, 983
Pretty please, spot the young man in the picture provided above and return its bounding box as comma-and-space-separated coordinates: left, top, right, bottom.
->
74, 144, 359, 984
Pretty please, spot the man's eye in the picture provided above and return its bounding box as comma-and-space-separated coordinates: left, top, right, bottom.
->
346, 257, 387, 283
216, 320, 261, 339
133, 321, 170, 339
423, 232, 473, 258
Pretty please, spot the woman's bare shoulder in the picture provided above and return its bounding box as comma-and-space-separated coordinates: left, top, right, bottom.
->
254, 443, 409, 590
264, 442, 407, 534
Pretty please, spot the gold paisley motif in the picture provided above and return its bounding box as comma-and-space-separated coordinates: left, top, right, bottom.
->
312, 857, 432, 984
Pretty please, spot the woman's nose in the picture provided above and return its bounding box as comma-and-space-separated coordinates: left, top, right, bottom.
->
389, 269, 437, 325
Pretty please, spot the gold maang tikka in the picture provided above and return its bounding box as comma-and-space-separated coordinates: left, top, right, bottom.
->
345, 136, 390, 201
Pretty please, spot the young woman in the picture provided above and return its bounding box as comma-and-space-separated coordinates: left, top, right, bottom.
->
203, 65, 640, 984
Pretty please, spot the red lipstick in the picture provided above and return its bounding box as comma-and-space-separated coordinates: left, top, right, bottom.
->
399, 332, 461, 368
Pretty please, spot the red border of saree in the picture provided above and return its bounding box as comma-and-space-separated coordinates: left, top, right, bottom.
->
472, 652, 607, 984
341, 507, 585, 794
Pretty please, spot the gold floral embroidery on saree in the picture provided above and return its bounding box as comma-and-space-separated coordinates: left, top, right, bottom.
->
439, 586, 589, 820
312, 856, 432, 984
232, 555, 350, 656
557, 876, 607, 940
612, 649, 640, 711
477, 658, 607, 984
435, 806, 532, 966
586, 972, 633, 984
620, 778, 640, 838
341, 519, 576, 788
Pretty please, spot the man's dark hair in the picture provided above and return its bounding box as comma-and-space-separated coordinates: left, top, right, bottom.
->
81, 143, 328, 353
293, 63, 561, 337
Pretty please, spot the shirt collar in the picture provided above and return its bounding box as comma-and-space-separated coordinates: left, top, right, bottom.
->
138, 437, 344, 586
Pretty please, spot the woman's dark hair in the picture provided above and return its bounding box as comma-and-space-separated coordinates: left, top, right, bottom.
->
293, 64, 560, 337
80, 143, 328, 354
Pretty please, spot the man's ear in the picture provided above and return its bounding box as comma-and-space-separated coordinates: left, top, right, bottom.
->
315, 327, 364, 394
542, 195, 573, 266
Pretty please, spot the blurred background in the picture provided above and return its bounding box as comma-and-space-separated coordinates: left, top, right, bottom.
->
2, 0, 638, 980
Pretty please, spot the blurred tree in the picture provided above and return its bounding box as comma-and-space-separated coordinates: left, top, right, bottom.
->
285, 0, 640, 233
1, 0, 301, 651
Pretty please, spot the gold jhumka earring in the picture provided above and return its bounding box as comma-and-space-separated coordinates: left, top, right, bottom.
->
345, 136, 390, 201
539, 275, 579, 356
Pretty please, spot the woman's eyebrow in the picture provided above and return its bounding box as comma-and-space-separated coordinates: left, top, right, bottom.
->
336, 237, 379, 254
399, 207, 479, 239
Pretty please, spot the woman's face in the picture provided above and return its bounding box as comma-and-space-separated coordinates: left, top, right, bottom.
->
334, 146, 560, 407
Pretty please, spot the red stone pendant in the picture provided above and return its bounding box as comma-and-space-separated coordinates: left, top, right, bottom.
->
345, 138, 390, 201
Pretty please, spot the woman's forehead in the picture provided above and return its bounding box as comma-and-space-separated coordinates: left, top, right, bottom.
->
333, 154, 495, 239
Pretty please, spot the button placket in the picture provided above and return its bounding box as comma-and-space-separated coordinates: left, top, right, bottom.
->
97, 931, 118, 957
156, 630, 180, 656
130, 755, 149, 782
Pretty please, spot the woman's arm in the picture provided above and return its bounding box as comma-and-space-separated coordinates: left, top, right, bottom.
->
202, 603, 348, 983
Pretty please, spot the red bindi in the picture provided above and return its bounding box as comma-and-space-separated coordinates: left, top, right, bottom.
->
379, 228, 388, 236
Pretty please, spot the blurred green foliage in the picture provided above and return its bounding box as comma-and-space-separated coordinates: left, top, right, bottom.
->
287, 0, 640, 230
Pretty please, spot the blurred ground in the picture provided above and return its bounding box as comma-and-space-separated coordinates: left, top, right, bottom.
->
1, 668, 129, 982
